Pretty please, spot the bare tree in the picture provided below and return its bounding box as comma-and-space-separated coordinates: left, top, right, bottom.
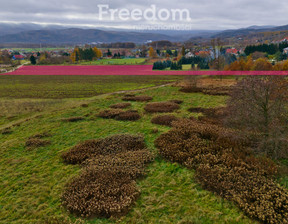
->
226, 76, 288, 158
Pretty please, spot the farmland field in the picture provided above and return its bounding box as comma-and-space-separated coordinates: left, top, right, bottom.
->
5, 65, 288, 76
0, 75, 183, 127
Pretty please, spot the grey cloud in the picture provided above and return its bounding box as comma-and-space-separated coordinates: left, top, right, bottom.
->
0, 0, 287, 30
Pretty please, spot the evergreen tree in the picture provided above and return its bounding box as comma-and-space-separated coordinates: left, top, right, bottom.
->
107, 49, 112, 57
30, 55, 36, 65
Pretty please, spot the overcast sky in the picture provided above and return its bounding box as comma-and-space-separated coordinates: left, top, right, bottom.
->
1, 0, 288, 30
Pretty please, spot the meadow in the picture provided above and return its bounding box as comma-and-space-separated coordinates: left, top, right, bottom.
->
1, 75, 287, 224
0, 75, 260, 224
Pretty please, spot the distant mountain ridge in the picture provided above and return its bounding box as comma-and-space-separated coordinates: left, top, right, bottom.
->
212, 24, 288, 39
0, 28, 179, 44
1, 22, 288, 44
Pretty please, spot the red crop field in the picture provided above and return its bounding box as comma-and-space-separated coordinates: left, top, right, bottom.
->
4, 65, 288, 76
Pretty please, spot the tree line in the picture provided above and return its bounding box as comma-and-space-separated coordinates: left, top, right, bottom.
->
70, 47, 103, 63
244, 42, 288, 55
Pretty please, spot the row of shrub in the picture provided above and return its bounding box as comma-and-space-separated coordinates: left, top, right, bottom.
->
61, 134, 154, 218
155, 119, 288, 223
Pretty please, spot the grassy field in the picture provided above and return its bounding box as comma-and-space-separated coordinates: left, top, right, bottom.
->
0, 78, 260, 224
0, 75, 180, 99
80, 58, 146, 65
0, 75, 183, 128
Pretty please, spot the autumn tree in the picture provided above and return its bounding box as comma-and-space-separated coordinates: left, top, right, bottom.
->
210, 38, 225, 71
181, 46, 186, 57
93, 47, 102, 59
149, 47, 157, 58
252, 58, 273, 71
226, 58, 246, 71
282, 60, 288, 70
226, 76, 288, 158
70, 47, 80, 63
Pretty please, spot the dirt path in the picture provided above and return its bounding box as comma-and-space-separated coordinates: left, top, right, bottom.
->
1, 62, 29, 74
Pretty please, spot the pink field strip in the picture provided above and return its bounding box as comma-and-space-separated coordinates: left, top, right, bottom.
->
5, 65, 288, 76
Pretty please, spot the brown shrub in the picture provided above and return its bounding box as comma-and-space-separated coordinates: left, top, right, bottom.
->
144, 102, 180, 113
62, 169, 139, 218
180, 86, 231, 96
115, 110, 141, 121
98, 109, 141, 121
196, 165, 288, 223
109, 103, 131, 109
169, 100, 183, 104
62, 134, 154, 218
62, 134, 146, 164
83, 150, 155, 179
179, 86, 202, 93
155, 118, 288, 223
98, 109, 123, 119
61, 117, 84, 122
122, 95, 153, 102
81, 104, 89, 108
151, 128, 159, 134
25, 138, 51, 148
201, 87, 231, 96
188, 107, 228, 125
151, 115, 178, 126
1, 128, 12, 135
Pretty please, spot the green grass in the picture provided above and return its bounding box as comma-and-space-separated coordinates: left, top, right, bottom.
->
0, 84, 257, 224
79, 58, 146, 65
0, 75, 180, 99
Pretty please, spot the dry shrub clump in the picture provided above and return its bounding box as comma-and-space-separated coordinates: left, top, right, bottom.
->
98, 109, 141, 121
98, 109, 123, 119
155, 119, 288, 223
115, 110, 141, 121
180, 86, 231, 96
151, 115, 178, 126
61, 117, 84, 122
169, 99, 183, 104
1, 127, 12, 135
201, 86, 231, 96
25, 132, 51, 149
109, 103, 131, 109
188, 107, 228, 125
62, 134, 154, 218
122, 95, 153, 102
62, 169, 139, 218
62, 134, 146, 164
144, 102, 180, 113
25, 138, 51, 148
81, 103, 89, 108
83, 150, 155, 179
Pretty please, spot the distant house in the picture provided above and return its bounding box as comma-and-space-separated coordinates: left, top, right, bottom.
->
185, 52, 194, 58
226, 48, 238, 55
280, 37, 288, 43
283, 47, 288, 55
12, 55, 25, 60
